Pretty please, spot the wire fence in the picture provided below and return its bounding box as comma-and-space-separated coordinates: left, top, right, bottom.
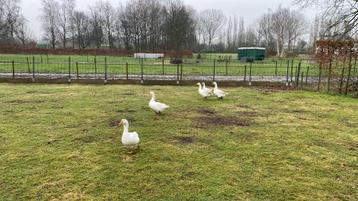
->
0, 55, 357, 97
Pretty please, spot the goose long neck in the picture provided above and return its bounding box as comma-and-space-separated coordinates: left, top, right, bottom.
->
123, 123, 129, 133
151, 93, 156, 101
198, 84, 202, 90
214, 83, 218, 89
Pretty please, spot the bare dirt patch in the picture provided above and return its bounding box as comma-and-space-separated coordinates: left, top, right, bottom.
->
253, 85, 295, 93
195, 107, 254, 128
196, 116, 251, 128
109, 120, 121, 127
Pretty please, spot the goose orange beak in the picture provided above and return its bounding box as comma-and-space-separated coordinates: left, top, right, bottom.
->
118, 121, 123, 127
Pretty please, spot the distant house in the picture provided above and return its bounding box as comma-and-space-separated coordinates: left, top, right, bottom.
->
238, 47, 266, 62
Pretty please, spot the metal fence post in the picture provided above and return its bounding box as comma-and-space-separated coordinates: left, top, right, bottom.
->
290, 59, 294, 85
12, 61, 15, 78
296, 62, 301, 87
162, 58, 165, 75
94, 57, 97, 78
68, 57, 71, 83
104, 57, 108, 84
305, 66, 310, 84
126, 62, 129, 80
244, 65, 247, 82
318, 62, 322, 91
301, 72, 304, 89
76, 62, 79, 79
249, 61, 252, 86
225, 60, 228, 76
26, 57, 31, 74
177, 64, 179, 81
180, 64, 183, 81
213, 60, 216, 82
32, 56, 35, 82
141, 58, 144, 83
345, 52, 353, 95
286, 60, 290, 86
327, 58, 332, 93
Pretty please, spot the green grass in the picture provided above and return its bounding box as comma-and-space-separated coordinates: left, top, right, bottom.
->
0, 54, 319, 77
0, 84, 357, 200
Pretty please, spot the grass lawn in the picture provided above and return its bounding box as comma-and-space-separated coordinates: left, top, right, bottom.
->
0, 54, 318, 77
0, 84, 357, 200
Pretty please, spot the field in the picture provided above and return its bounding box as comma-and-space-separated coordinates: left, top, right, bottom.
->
0, 84, 357, 200
0, 54, 319, 77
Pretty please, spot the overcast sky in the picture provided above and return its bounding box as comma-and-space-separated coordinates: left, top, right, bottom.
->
21, 0, 318, 40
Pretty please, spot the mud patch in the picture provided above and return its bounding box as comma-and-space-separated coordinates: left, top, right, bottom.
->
109, 120, 121, 127
171, 136, 196, 144
253, 85, 295, 93
196, 116, 251, 128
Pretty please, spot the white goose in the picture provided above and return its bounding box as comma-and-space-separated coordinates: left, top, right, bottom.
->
213, 82, 228, 99
149, 91, 170, 114
202, 82, 213, 94
118, 119, 140, 147
197, 83, 211, 98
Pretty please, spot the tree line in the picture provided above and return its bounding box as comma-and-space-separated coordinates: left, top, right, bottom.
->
0, 0, 356, 57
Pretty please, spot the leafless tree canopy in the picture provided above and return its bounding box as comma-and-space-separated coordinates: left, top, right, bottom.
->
0, 0, 31, 46
294, 0, 358, 37
199, 9, 226, 48
3, 0, 355, 54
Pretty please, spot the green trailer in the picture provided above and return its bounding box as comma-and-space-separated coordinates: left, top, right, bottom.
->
238, 47, 266, 62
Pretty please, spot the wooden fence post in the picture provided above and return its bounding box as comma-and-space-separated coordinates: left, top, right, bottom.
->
275, 60, 278, 76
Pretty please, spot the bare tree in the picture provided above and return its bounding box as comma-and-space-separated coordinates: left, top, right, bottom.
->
257, 12, 274, 51
199, 9, 226, 48
294, 0, 357, 37
41, 0, 60, 49
270, 6, 290, 57
73, 11, 91, 49
58, 0, 75, 48
238, 17, 245, 47
0, 0, 22, 45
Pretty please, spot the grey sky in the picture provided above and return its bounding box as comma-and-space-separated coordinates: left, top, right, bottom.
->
21, 0, 318, 40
